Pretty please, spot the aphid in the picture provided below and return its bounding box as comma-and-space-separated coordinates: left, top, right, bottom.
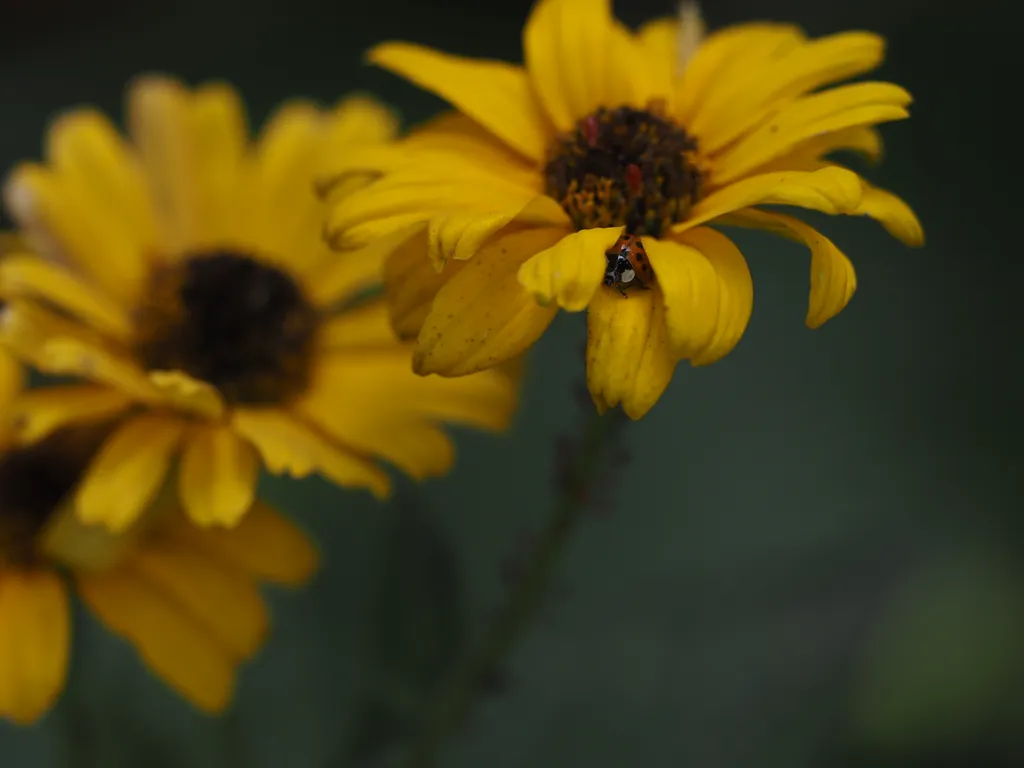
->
603, 234, 653, 297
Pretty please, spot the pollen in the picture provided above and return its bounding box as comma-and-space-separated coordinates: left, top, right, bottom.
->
544, 105, 703, 237
0, 426, 100, 566
134, 252, 320, 406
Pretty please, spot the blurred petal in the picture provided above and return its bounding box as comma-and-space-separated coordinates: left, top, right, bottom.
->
178, 426, 259, 528
7, 385, 131, 444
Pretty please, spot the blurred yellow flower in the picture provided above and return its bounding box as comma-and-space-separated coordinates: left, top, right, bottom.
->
322, 0, 923, 419
0, 77, 521, 532
0, 373, 317, 723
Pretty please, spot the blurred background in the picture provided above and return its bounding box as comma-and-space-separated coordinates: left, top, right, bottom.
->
0, 0, 1016, 766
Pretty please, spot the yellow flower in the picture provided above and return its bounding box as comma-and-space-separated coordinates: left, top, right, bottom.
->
322, 0, 923, 419
0, 77, 521, 532
0, 380, 317, 724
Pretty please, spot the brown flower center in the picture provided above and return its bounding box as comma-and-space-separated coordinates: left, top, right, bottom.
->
543, 105, 703, 237
0, 426, 102, 566
134, 252, 320, 406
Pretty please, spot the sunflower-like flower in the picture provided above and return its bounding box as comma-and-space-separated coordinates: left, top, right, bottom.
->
0, 375, 317, 723
0, 77, 521, 532
321, 0, 923, 419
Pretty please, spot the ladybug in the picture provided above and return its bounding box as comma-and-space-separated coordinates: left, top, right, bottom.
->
603, 234, 653, 297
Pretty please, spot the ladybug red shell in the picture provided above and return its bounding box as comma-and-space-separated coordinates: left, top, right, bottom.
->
603, 234, 654, 297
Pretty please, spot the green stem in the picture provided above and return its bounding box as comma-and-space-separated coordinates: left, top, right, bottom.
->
402, 409, 620, 768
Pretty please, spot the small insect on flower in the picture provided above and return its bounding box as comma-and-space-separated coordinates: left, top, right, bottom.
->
603, 234, 653, 297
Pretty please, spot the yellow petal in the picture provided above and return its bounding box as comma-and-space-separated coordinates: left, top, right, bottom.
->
675, 227, 754, 365
163, 500, 318, 587
123, 542, 268, 659
127, 76, 203, 255
0, 570, 69, 725
306, 349, 521, 434
178, 426, 259, 528
517, 227, 618, 311
0, 253, 134, 341
586, 286, 677, 419
368, 42, 549, 161
3, 163, 148, 304
7, 385, 131, 444
0, 300, 157, 402
675, 166, 864, 234
232, 408, 390, 498
325, 95, 399, 147
146, 370, 226, 421
75, 414, 185, 532
642, 236, 720, 358
676, 23, 806, 127
383, 228, 462, 340
523, 0, 639, 131
0, 349, 25, 427
414, 228, 563, 376
317, 299, 398, 351
187, 82, 249, 247
694, 32, 887, 152
76, 569, 236, 714
721, 207, 856, 329
747, 126, 884, 175
711, 82, 911, 184
635, 18, 678, 112
855, 184, 924, 247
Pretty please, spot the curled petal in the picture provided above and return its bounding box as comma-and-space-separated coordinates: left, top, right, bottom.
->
517, 227, 618, 311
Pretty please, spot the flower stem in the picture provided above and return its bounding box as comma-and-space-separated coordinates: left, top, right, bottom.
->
402, 408, 622, 768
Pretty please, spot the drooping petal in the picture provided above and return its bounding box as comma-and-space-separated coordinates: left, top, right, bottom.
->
642, 236, 720, 358
586, 286, 678, 419
6, 385, 131, 444
675, 23, 806, 127
122, 542, 268, 659
711, 82, 911, 183
232, 408, 390, 498
414, 227, 564, 376
162, 500, 318, 587
3, 163, 147, 304
855, 184, 924, 247
693, 31, 887, 152
367, 42, 549, 161
75, 414, 185, 532
674, 227, 755, 365
383, 228, 462, 340
178, 426, 259, 528
76, 569, 236, 714
523, 0, 639, 131
517, 227, 619, 311
0, 570, 69, 725
674, 166, 864, 234
720, 207, 856, 329
0, 253, 134, 341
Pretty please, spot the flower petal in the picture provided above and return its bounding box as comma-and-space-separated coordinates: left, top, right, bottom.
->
76, 569, 236, 714
367, 42, 549, 161
3, 163, 147, 304
324, 95, 399, 148
178, 426, 259, 528
675, 227, 754, 365
711, 82, 911, 184
523, 0, 639, 131
586, 286, 677, 419
414, 228, 564, 376
635, 18, 679, 111
720, 207, 856, 329
75, 414, 185, 532
232, 408, 390, 498
7, 385, 131, 444
517, 227, 618, 311
0, 253, 134, 341
674, 166, 863, 234
746, 126, 884, 175
0, 570, 69, 725
642, 236, 720, 358
675, 23, 805, 127
0, 349, 25, 427
121, 541, 268, 660
694, 31, 887, 152
855, 184, 924, 247
383, 228, 462, 340
162, 500, 318, 587
146, 370, 226, 421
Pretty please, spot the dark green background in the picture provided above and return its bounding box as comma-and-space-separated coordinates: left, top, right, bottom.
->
0, 1, 1016, 766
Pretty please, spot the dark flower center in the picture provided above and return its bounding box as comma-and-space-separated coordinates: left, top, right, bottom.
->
543, 105, 703, 237
0, 426, 101, 566
135, 252, 320, 406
